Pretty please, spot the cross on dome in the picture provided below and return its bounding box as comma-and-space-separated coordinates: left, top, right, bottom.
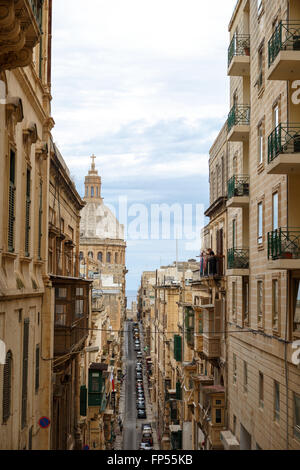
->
91, 154, 96, 170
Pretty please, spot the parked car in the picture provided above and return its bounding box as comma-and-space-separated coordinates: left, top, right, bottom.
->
142, 423, 152, 433
134, 345, 140, 351
136, 372, 143, 378
137, 402, 146, 410
142, 432, 153, 446
139, 442, 153, 450
137, 352, 143, 358
137, 409, 147, 419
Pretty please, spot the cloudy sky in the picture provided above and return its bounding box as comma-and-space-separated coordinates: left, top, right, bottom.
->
51, 0, 237, 294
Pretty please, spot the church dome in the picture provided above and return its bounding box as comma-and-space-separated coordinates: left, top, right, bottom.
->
80, 156, 124, 240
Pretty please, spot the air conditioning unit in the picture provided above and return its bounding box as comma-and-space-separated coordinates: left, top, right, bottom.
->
220, 430, 240, 450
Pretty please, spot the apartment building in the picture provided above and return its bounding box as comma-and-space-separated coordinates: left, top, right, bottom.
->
0, 0, 54, 450
222, 0, 300, 450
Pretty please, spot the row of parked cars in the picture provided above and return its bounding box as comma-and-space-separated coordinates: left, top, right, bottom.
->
139, 423, 154, 450
135, 322, 147, 420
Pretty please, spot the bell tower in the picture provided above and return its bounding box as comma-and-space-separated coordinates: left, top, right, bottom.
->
84, 155, 102, 201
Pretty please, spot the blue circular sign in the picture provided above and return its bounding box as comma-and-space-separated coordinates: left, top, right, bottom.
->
39, 417, 50, 429
83, 445, 90, 450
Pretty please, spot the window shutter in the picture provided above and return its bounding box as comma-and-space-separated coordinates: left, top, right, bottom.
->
176, 381, 182, 400
2, 351, 12, 423
38, 182, 43, 259
8, 150, 16, 252
174, 335, 182, 362
25, 169, 31, 257
80, 385, 87, 416
35, 344, 40, 392
21, 319, 29, 429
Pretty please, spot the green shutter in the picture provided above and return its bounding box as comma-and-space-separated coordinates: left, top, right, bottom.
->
174, 335, 182, 362
8, 150, 15, 252
88, 369, 104, 407
25, 169, 31, 257
21, 319, 29, 429
80, 385, 87, 416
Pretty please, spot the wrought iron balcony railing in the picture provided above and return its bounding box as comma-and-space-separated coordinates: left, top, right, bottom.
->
227, 175, 250, 199
268, 228, 300, 260
268, 21, 300, 67
200, 254, 224, 278
228, 34, 250, 67
227, 104, 250, 133
268, 124, 300, 163
227, 248, 249, 269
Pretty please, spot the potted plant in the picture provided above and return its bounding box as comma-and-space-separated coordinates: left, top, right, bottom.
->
242, 40, 250, 56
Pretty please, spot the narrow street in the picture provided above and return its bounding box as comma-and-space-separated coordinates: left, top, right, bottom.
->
123, 321, 138, 450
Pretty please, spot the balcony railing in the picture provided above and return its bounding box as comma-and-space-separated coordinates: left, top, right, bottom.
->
227, 105, 250, 133
268, 124, 300, 163
268, 228, 300, 260
200, 254, 224, 278
227, 248, 249, 269
268, 21, 300, 67
228, 34, 250, 67
227, 175, 250, 199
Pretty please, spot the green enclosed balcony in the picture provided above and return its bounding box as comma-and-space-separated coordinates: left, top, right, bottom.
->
267, 124, 300, 174
228, 34, 250, 76
227, 248, 249, 275
267, 21, 300, 80
227, 104, 250, 142
268, 228, 300, 269
227, 175, 250, 208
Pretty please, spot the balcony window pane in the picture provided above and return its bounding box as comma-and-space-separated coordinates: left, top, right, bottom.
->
55, 304, 67, 326
258, 202, 263, 244
55, 288, 67, 299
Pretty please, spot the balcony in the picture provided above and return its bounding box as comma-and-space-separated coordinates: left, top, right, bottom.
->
228, 34, 250, 76
227, 248, 249, 276
199, 384, 225, 449
0, 0, 43, 71
267, 124, 300, 174
200, 254, 224, 279
227, 105, 250, 142
202, 301, 222, 360
268, 228, 300, 269
194, 333, 203, 354
227, 175, 250, 208
52, 277, 91, 356
267, 21, 300, 80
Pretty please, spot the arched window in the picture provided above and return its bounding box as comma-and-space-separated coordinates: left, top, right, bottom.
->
106, 252, 111, 263
2, 350, 12, 423
91, 186, 94, 197
96, 187, 98, 197
115, 253, 118, 264
88, 251, 93, 259
79, 252, 83, 261
97, 252, 103, 262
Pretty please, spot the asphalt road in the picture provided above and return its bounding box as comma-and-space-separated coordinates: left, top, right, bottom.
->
123, 321, 138, 450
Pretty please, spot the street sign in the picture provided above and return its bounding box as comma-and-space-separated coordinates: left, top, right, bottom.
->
38, 417, 50, 429
83, 445, 90, 450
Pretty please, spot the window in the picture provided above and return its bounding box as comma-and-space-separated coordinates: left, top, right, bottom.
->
257, 281, 263, 327
233, 154, 238, 176
272, 192, 278, 231
215, 408, 222, 424
259, 372, 264, 409
21, 319, 29, 429
8, 150, 16, 252
273, 104, 279, 129
97, 252, 102, 262
272, 279, 279, 331
232, 219, 236, 249
38, 182, 43, 260
274, 381, 280, 422
294, 393, 300, 440
258, 202, 263, 244
91, 186, 94, 197
233, 415, 237, 435
292, 279, 300, 333
25, 169, 31, 257
35, 345, 40, 393
79, 251, 83, 261
244, 361, 248, 393
115, 253, 118, 264
55, 304, 67, 326
258, 124, 263, 165
107, 252, 111, 263
233, 354, 237, 384
88, 251, 93, 259
232, 282, 237, 321
243, 278, 249, 324
2, 351, 12, 423
258, 48, 263, 89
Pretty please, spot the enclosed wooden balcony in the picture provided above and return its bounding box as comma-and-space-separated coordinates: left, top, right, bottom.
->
227, 104, 250, 142
202, 301, 222, 360
268, 228, 300, 269
267, 124, 300, 174
227, 175, 250, 208
52, 277, 91, 356
227, 248, 249, 276
0, 0, 43, 71
267, 21, 300, 80
199, 385, 225, 450
227, 34, 250, 76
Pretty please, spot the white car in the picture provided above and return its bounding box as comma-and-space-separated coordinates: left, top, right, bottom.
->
139, 442, 153, 450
